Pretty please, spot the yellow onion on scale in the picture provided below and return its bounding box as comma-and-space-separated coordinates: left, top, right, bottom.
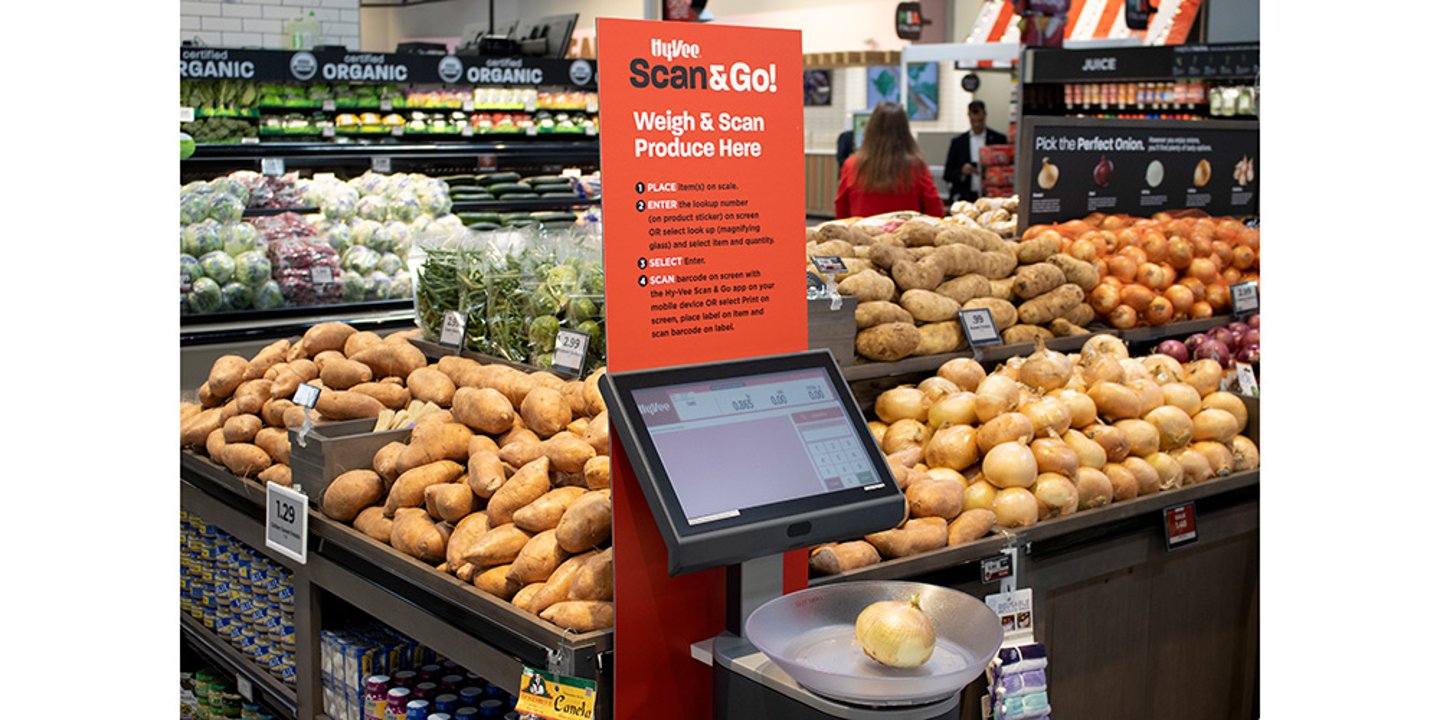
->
855, 593, 936, 668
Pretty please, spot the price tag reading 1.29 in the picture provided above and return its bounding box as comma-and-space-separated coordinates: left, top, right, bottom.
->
265, 482, 308, 564
959, 308, 1002, 347
552, 329, 590, 377
1230, 281, 1259, 316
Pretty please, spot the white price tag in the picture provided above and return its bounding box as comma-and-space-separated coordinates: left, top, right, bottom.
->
265, 482, 308, 564
439, 310, 467, 349
180, 107, 195, 123
526, 126, 539, 136
461, 124, 475, 137
561, 168, 583, 179
380, 99, 393, 111
261, 157, 285, 176
291, 383, 321, 409
463, 99, 475, 111
1235, 363, 1259, 396
322, 126, 336, 138
1230, 281, 1259, 316
524, 97, 537, 112
586, 100, 599, 113
959, 308, 1002, 347
584, 125, 597, 137
241, 137, 260, 145
391, 125, 405, 137
322, 99, 336, 111
310, 265, 334, 285
371, 156, 392, 173
236, 676, 254, 702
552, 329, 590, 376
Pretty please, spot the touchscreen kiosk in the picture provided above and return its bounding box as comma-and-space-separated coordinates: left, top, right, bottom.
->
601, 350, 906, 576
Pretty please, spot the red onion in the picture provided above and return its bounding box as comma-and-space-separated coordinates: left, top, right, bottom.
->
1228, 321, 1250, 337
1247, 314, 1260, 329
1241, 329, 1260, 348
1156, 339, 1189, 363
1184, 333, 1210, 354
1194, 339, 1232, 368
1209, 327, 1236, 351
1236, 344, 1260, 364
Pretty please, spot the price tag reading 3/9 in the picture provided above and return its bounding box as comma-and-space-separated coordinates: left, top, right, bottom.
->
552, 329, 590, 377
810, 255, 848, 274
439, 310, 467, 349
1230, 281, 1259, 316
261, 157, 285, 177
959, 308, 1002, 347
291, 383, 320, 409
265, 481, 308, 564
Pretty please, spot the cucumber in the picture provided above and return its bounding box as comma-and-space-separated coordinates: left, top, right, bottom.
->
531, 211, 577, 223
525, 175, 569, 185
499, 192, 540, 200
457, 212, 502, 225
439, 174, 478, 187
529, 183, 576, 194
465, 222, 501, 232
539, 192, 581, 200
503, 218, 539, 228
500, 212, 532, 222
451, 193, 495, 203
487, 182, 530, 195
476, 172, 522, 186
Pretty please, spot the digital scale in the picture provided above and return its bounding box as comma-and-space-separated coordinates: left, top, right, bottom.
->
602, 350, 1002, 719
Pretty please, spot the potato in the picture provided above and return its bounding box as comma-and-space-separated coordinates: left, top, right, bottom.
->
988, 277, 1016, 302
543, 433, 596, 475
371, 441, 406, 487
891, 258, 944, 292
809, 541, 881, 575
446, 513, 491, 570
218, 399, 242, 426
979, 251, 1018, 279
181, 402, 202, 425
1015, 235, 1059, 264
205, 428, 227, 460
475, 564, 524, 600
436, 356, 481, 386
581, 413, 609, 456
836, 269, 896, 303
343, 331, 382, 358
568, 548, 614, 602
484, 366, 538, 409
282, 405, 308, 429
937, 224, 1007, 252
899, 290, 961, 323
353, 507, 394, 543
349, 382, 411, 411
583, 370, 607, 417
254, 427, 291, 465
300, 322, 357, 356
221, 443, 272, 477
322, 470, 385, 522
906, 478, 965, 520
319, 357, 373, 390
852, 301, 912, 331
384, 328, 422, 345
961, 298, 1018, 330
269, 359, 318, 400
1061, 302, 1095, 327
257, 464, 291, 487
451, 387, 516, 435
864, 517, 947, 559
488, 457, 552, 527
521, 387, 572, 438
855, 322, 922, 362
540, 601, 614, 633
197, 382, 221, 408
315, 390, 385, 421
384, 460, 466, 517
206, 355, 249, 400
407, 367, 457, 407
895, 219, 938, 247
390, 508, 450, 564
865, 243, 910, 271
1002, 325, 1054, 346
514, 487, 587, 533
1013, 263, 1066, 300
424, 482, 476, 523
947, 509, 997, 545
233, 380, 273, 415
350, 342, 427, 381
243, 340, 289, 381
396, 422, 472, 475
1017, 283, 1085, 325
499, 439, 546, 469
1047, 254, 1101, 291
452, 563, 478, 582
555, 489, 612, 553
928, 243, 983, 276
507, 530, 570, 585
935, 274, 992, 306
260, 398, 295, 428
223, 414, 262, 444
461, 523, 533, 567
914, 322, 962, 356
583, 456, 611, 490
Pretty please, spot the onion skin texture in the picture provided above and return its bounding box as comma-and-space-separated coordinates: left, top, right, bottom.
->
1200, 392, 1249, 432
869, 421, 888, 444
1172, 448, 1214, 485
1020, 397, 1072, 439
1191, 409, 1240, 443
1145, 452, 1185, 491
993, 488, 1040, 528
1031, 438, 1080, 479
917, 377, 961, 403
1184, 359, 1223, 397
927, 392, 979, 430
937, 358, 986, 392
1088, 382, 1142, 421
1121, 457, 1161, 496
1086, 424, 1131, 463
1074, 467, 1113, 509
1062, 429, 1108, 469
982, 442, 1038, 489
1115, 419, 1161, 458
1033, 473, 1080, 519
1145, 406, 1194, 451
1047, 389, 1097, 429
882, 419, 931, 455
855, 595, 937, 668
1126, 378, 1165, 416
1230, 436, 1260, 471
962, 479, 998, 512
977, 413, 1036, 455
975, 375, 1021, 423
924, 425, 980, 471
1191, 441, 1234, 476
1161, 383, 1203, 416
1019, 340, 1073, 393
1103, 463, 1139, 502
876, 387, 931, 424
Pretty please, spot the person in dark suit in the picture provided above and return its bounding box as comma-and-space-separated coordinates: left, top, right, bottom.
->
943, 100, 1008, 203
836, 129, 855, 179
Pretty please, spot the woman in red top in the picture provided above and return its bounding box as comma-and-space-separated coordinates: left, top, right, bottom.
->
834, 102, 946, 219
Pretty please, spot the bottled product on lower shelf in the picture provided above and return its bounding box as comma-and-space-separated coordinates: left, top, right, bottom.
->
181, 511, 298, 687
321, 625, 517, 720
183, 668, 280, 720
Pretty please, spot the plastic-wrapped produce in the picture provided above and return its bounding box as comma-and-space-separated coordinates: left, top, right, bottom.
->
181, 255, 202, 287
384, 173, 420, 198
357, 195, 390, 222
199, 251, 237, 285
368, 271, 393, 300
340, 270, 366, 302
208, 176, 250, 206
390, 272, 412, 298
254, 281, 285, 310
367, 223, 395, 254
180, 187, 213, 225
381, 221, 410, 254
417, 186, 452, 216
187, 277, 224, 314
320, 191, 358, 222
388, 191, 421, 222
208, 193, 245, 223
262, 212, 342, 307
348, 171, 388, 196
322, 222, 353, 253
377, 252, 403, 275
341, 245, 381, 275
220, 222, 258, 255
221, 282, 253, 311
182, 220, 223, 257
232, 250, 272, 287
351, 218, 381, 247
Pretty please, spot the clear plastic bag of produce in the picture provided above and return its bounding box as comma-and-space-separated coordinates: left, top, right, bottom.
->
264, 215, 341, 307
381, 220, 411, 255
388, 191, 422, 223
219, 221, 260, 255
347, 171, 389, 197
412, 225, 468, 342
182, 220, 224, 256
357, 194, 391, 222
341, 245, 382, 275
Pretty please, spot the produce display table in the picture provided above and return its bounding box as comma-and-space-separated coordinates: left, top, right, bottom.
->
180, 452, 614, 720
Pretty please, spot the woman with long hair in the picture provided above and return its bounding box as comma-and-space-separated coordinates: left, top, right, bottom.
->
834, 102, 945, 218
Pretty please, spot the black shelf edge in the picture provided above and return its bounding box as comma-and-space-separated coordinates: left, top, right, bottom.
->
181, 613, 299, 719
810, 469, 1259, 585
187, 139, 599, 160
451, 197, 598, 212
180, 304, 415, 346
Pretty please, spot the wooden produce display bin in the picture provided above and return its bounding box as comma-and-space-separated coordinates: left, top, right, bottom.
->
288, 419, 411, 503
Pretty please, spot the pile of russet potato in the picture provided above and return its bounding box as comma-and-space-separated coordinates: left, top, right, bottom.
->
804, 212, 1097, 363
179, 322, 615, 632
809, 334, 1257, 576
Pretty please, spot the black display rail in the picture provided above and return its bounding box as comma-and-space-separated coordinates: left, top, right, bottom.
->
182, 140, 599, 180
1023, 43, 1259, 84
241, 196, 599, 218
180, 300, 415, 347
179, 453, 614, 719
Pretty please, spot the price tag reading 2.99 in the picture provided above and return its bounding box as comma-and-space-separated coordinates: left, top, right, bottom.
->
551, 329, 590, 377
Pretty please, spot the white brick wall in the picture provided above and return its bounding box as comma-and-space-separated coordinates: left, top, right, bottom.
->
182, 0, 358, 49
